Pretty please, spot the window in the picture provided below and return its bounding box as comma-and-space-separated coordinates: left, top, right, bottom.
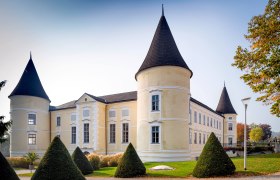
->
203, 134, 206, 144
110, 124, 116, 143
189, 129, 192, 144
151, 126, 159, 144
203, 115, 205, 125
56, 116, 61, 126
199, 133, 201, 144
122, 109, 129, 117
151, 95, 159, 111
194, 132, 197, 144
71, 113, 76, 121
216, 121, 219, 129
28, 134, 36, 145
207, 117, 209, 126
228, 123, 233, 131
83, 108, 89, 118
84, 123, 89, 143
229, 117, 232, 120
219, 122, 221, 130
194, 111, 197, 123
199, 113, 201, 124
109, 110, 116, 118
210, 118, 213, 127
28, 114, 36, 125
214, 119, 216, 128
189, 109, 192, 124
228, 137, 233, 146
122, 123, 129, 143
71, 127, 76, 144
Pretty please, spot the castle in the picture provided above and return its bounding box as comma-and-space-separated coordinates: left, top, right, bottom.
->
9, 9, 237, 161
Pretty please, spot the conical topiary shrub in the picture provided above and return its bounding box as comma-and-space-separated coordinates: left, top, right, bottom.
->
0, 151, 20, 180
72, 146, 93, 175
114, 143, 146, 178
192, 132, 236, 178
31, 136, 85, 180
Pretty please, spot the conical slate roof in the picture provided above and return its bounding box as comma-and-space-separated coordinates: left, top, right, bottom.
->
135, 10, 192, 79
216, 86, 236, 114
9, 55, 50, 102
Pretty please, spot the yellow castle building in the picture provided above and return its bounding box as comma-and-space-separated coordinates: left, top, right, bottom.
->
9, 9, 237, 161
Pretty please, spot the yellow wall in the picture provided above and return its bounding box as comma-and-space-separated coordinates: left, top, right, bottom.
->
10, 96, 50, 157
223, 114, 237, 145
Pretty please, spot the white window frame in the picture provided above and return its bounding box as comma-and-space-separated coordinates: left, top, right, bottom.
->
150, 91, 161, 112
71, 113, 76, 121
28, 134, 36, 145
121, 108, 129, 117
194, 111, 197, 123
28, 113, 36, 125
151, 126, 160, 144
109, 109, 116, 118
56, 116, 61, 127
83, 107, 90, 119
228, 123, 233, 131
122, 123, 129, 144
84, 123, 89, 143
109, 123, 116, 144
228, 137, 233, 146
71, 126, 76, 144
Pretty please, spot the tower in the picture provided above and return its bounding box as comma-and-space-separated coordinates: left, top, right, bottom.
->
9, 54, 51, 156
216, 85, 237, 146
135, 7, 193, 161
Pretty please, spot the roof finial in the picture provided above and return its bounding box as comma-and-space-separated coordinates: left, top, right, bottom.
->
30, 51, 32, 60
162, 4, 164, 16
224, 81, 225, 87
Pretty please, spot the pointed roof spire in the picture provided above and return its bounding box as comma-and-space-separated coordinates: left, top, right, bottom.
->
216, 85, 236, 114
30, 51, 32, 60
9, 55, 50, 102
162, 4, 164, 16
136, 6, 192, 79
224, 81, 225, 87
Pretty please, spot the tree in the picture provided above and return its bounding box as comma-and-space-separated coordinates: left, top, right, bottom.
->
232, 0, 280, 117
250, 127, 264, 142
0, 80, 12, 143
259, 123, 272, 140
114, 143, 146, 178
31, 136, 85, 180
72, 147, 93, 175
0, 151, 20, 180
237, 123, 250, 143
192, 132, 235, 178
24, 152, 40, 166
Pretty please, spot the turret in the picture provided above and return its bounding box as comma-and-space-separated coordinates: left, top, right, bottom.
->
216, 84, 237, 146
136, 6, 192, 161
9, 54, 51, 156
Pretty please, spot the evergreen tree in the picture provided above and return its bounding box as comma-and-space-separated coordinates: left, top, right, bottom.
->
31, 136, 85, 180
72, 146, 93, 175
0, 151, 20, 180
192, 132, 235, 178
114, 143, 146, 178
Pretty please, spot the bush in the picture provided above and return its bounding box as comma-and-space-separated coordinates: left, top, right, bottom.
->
100, 155, 110, 168
72, 147, 93, 175
114, 143, 146, 178
0, 151, 20, 180
192, 132, 236, 178
31, 136, 85, 180
7, 157, 29, 169
108, 153, 123, 167
87, 153, 100, 170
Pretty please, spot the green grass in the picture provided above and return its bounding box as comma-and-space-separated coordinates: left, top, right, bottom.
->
18, 173, 33, 177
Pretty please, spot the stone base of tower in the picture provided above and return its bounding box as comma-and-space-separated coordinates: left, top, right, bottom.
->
138, 150, 191, 162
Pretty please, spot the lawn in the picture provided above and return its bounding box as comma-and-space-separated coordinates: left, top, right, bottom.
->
17, 153, 280, 178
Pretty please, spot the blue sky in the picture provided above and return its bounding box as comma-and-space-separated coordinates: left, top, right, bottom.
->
0, 0, 279, 131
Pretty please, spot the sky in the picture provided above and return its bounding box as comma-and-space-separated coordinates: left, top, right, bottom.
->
0, 0, 279, 131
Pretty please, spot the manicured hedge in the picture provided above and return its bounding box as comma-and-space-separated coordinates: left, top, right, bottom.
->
72, 147, 93, 175
193, 132, 236, 178
87, 153, 100, 170
114, 143, 146, 178
31, 136, 85, 180
0, 151, 20, 180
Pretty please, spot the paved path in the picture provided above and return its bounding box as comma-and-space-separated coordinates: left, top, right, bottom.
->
16, 171, 280, 180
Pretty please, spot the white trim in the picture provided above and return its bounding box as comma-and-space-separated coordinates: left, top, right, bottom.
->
82, 107, 90, 119
150, 91, 161, 113
10, 108, 49, 114
76, 105, 80, 146
149, 122, 161, 145
121, 122, 129, 144
93, 102, 98, 151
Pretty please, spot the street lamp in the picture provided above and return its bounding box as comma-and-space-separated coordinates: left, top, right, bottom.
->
241, 97, 251, 171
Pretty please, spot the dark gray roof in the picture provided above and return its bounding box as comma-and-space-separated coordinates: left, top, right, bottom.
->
99, 91, 137, 103
190, 97, 224, 117
216, 86, 237, 114
136, 14, 192, 79
9, 57, 50, 102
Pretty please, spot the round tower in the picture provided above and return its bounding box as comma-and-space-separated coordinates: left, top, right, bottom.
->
9, 54, 51, 157
136, 9, 193, 162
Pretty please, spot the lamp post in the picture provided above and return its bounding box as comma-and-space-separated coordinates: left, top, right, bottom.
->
241, 97, 251, 171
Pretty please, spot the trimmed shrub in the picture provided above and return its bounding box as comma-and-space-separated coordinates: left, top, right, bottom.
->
72, 147, 93, 175
100, 155, 110, 168
0, 151, 20, 180
31, 136, 85, 180
192, 132, 236, 178
7, 157, 29, 169
108, 153, 123, 167
114, 143, 146, 178
87, 153, 100, 170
